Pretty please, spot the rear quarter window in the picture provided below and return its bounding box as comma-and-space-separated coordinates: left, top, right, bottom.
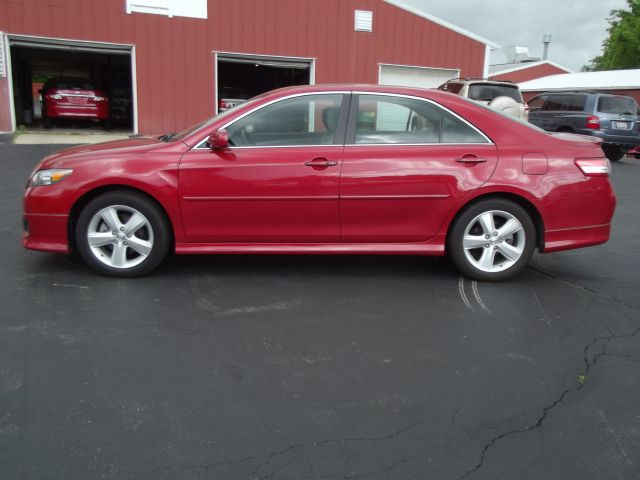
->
438, 83, 463, 94
597, 96, 638, 114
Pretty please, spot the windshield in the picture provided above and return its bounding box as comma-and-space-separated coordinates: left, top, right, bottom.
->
597, 96, 638, 115
168, 94, 268, 142
468, 83, 523, 103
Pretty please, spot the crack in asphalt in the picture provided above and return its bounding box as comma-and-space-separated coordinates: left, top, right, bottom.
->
130, 417, 441, 480
456, 324, 640, 480
528, 265, 640, 311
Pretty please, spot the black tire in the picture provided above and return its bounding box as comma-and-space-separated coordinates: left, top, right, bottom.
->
602, 144, 625, 162
447, 198, 536, 281
43, 113, 52, 129
635, 153, 640, 160
75, 191, 171, 277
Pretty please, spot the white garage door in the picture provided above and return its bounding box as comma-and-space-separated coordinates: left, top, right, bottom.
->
379, 64, 459, 89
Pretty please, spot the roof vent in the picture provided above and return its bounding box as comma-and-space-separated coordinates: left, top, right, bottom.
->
355, 10, 373, 32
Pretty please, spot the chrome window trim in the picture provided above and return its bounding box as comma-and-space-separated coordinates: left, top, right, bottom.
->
194, 91, 350, 150
193, 90, 494, 150
351, 91, 494, 145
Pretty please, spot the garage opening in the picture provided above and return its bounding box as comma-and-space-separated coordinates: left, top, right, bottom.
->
216, 53, 312, 113
379, 64, 460, 89
9, 36, 134, 133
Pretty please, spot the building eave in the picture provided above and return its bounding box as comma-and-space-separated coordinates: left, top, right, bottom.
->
383, 0, 500, 48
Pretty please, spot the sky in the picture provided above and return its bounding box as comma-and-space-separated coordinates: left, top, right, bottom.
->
399, 0, 628, 71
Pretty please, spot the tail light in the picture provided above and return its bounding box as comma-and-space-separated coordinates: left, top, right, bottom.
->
219, 100, 233, 110
575, 158, 610, 177
586, 116, 600, 130
47, 94, 62, 100
93, 96, 107, 102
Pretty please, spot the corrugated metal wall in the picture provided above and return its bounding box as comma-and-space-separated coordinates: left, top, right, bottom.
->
0, 0, 486, 134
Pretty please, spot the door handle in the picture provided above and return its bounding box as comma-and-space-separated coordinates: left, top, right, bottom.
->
305, 157, 338, 167
455, 154, 487, 164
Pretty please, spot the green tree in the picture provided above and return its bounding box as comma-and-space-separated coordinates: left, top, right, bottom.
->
583, 0, 640, 71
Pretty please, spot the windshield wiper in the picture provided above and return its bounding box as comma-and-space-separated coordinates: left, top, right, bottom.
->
159, 132, 178, 142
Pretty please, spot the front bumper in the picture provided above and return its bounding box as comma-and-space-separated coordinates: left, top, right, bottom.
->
22, 213, 70, 253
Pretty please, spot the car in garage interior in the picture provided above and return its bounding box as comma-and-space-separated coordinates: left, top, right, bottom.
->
40, 77, 110, 129
22, 84, 616, 281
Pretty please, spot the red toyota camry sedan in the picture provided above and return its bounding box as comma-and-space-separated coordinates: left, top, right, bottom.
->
23, 85, 616, 280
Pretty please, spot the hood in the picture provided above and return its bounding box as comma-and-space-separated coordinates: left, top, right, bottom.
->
37, 136, 176, 169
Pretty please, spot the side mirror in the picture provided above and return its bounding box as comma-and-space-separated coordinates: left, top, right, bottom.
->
208, 129, 229, 150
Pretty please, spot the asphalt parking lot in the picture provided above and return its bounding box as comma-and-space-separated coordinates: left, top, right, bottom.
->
1, 143, 639, 480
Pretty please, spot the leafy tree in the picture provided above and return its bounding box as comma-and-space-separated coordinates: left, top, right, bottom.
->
583, 0, 640, 71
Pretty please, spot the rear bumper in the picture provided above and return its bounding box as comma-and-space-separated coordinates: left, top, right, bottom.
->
46, 104, 108, 120
22, 213, 70, 253
577, 130, 640, 147
543, 223, 612, 253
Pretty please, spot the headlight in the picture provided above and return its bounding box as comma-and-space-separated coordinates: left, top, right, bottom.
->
30, 169, 73, 187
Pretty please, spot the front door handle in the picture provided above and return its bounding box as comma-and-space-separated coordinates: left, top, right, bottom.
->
305, 157, 338, 167
455, 154, 487, 164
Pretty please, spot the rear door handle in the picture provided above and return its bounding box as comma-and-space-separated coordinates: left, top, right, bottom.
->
455, 154, 487, 164
305, 157, 338, 167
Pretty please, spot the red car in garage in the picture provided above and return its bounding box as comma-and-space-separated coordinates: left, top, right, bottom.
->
23, 84, 616, 280
40, 77, 110, 129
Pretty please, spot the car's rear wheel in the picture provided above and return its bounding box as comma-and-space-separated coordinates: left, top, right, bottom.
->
75, 191, 171, 277
602, 144, 626, 162
448, 199, 536, 281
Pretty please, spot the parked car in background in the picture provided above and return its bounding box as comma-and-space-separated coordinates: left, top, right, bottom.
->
218, 88, 250, 112
40, 78, 109, 129
438, 78, 528, 120
629, 146, 640, 159
527, 91, 640, 161
23, 84, 615, 281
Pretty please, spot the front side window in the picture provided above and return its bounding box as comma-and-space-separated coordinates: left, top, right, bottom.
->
226, 94, 345, 147
353, 95, 487, 144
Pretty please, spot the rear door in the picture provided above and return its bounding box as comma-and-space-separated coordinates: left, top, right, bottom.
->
339, 93, 498, 243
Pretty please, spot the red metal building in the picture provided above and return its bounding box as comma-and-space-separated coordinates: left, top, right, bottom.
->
489, 60, 572, 84
0, 0, 496, 135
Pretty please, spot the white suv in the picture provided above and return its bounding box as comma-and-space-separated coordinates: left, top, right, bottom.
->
438, 78, 528, 120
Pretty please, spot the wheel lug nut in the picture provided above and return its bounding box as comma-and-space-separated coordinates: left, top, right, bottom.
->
114, 239, 118, 244
494, 246, 498, 250
126, 233, 132, 238
493, 231, 498, 236
123, 241, 128, 246
485, 235, 490, 239
120, 226, 125, 231
485, 244, 490, 248
112, 231, 117, 236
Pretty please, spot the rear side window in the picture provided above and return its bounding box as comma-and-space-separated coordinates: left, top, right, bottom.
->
353, 94, 488, 144
597, 96, 638, 114
542, 95, 586, 112
528, 96, 546, 111
468, 84, 523, 103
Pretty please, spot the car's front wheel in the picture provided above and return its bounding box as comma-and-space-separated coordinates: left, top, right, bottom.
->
75, 191, 171, 277
448, 199, 536, 281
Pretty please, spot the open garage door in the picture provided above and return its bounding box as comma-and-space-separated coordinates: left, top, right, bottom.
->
216, 53, 312, 113
379, 64, 459, 89
8, 35, 135, 133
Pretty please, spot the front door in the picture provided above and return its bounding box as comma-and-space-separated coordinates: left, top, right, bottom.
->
179, 93, 347, 243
